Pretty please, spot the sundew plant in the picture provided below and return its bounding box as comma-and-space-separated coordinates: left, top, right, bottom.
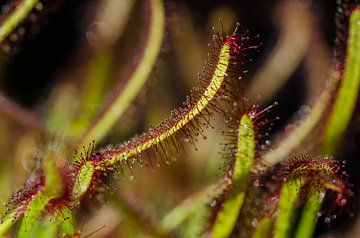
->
0, 0, 359, 237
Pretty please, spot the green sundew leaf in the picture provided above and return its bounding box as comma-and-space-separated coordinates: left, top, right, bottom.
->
0, 162, 37, 235
17, 193, 52, 238
0, 165, 13, 235
273, 179, 304, 238
0, 0, 38, 43
252, 217, 272, 238
294, 9, 360, 238
56, 207, 75, 236
72, 162, 95, 200
320, 8, 360, 155
29, 218, 57, 238
211, 114, 255, 238
17, 159, 64, 238
0, 210, 19, 236
80, 0, 165, 145
294, 191, 322, 238
0, 158, 62, 236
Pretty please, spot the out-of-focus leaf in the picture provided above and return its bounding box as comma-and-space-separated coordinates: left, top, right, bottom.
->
294, 9, 360, 238
80, 0, 165, 145
320, 8, 360, 155
263, 71, 339, 165
160, 181, 226, 233
252, 217, 272, 238
273, 180, 303, 238
0, 0, 38, 43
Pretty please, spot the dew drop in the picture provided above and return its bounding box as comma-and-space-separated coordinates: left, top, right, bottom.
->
9, 33, 18, 42
2, 45, 10, 53
339, 198, 347, 206
251, 218, 258, 227
171, 156, 178, 162
271, 196, 279, 203
324, 217, 331, 224
1, 5, 10, 14
86, 21, 109, 46
29, 13, 38, 22
35, 2, 43, 11
318, 192, 325, 203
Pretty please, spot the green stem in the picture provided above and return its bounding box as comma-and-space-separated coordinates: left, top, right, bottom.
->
263, 71, 339, 165
68, 51, 113, 137
295, 9, 360, 238
80, 0, 165, 145
0, 210, 20, 236
211, 114, 255, 238
273, 180, 303, 238
17, 159, 64, 237
0, 0, 38, 43
252, 217, 272, 238
294, 191, 322, 238
320, 8, 360, 155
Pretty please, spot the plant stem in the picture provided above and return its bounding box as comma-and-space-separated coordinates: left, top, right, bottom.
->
295, 8, 360, 238
320, 8, 360, 155
211, 114, 255, 238
79, 0, 165, 145
0, 0, 38, 43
